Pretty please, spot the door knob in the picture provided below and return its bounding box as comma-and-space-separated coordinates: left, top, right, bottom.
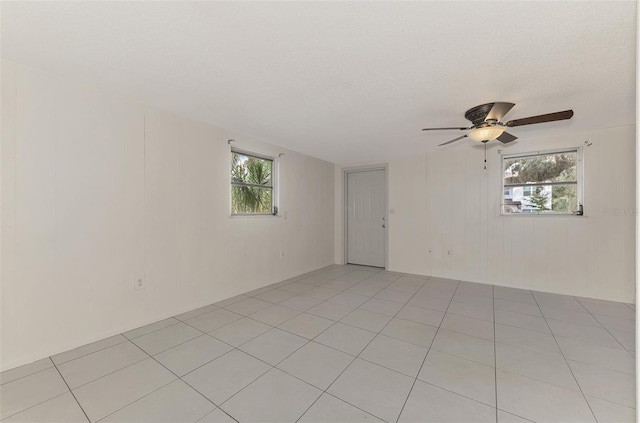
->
382, 224, 386, 228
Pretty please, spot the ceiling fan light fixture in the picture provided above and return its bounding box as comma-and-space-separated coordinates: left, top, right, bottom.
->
468, 126, 505, 142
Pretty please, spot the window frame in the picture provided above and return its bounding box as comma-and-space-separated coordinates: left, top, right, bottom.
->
230, 147, 279, 217
500, 147, 584, 216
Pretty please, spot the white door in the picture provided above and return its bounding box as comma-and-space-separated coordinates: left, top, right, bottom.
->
347, 169, 386, 267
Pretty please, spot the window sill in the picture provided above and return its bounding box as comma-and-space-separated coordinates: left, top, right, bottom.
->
499, 213, 587, 218
230, 214, 281, 219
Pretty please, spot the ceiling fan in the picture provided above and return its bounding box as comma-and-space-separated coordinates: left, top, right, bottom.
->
422, 102, 574, 146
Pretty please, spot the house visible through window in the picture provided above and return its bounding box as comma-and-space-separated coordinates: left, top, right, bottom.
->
231, 149, 276, 215
502, 148, 582, 215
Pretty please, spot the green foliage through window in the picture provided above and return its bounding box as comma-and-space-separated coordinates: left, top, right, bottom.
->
231, 151, 274, 214
502, 149, 580, 214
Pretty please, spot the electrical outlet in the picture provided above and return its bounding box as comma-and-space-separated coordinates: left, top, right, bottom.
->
134, 275, 146, 291
447, 249, 453, 257
280, 251, 285, 258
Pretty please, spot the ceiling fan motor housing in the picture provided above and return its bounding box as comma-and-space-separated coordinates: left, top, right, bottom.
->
464, 103, 498, 127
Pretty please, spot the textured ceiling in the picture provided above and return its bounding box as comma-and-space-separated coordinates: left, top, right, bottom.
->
2, 1, 636, 164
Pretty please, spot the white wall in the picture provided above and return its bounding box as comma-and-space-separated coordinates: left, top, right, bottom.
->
336, 125, 635, 303
1, 61, 335, 371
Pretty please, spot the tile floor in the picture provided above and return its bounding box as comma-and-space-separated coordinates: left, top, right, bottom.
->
1, 265, 636, 422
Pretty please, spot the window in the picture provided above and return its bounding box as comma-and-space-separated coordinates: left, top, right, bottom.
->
523, 186, 535, 197
231, 149, 276, 215
502, 148, 582, 215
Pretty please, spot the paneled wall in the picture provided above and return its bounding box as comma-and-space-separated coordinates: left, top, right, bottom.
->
1, 61, 335, 371
422, 125, 634, 302
337, 125, 635, 303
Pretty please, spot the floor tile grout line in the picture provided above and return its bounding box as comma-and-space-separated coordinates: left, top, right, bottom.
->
174, 290, 380, 381
493, 356, 594, 394
318, 391, 393, 422
123, 319, 183, 341
561, 357, 636, 377
536, 314, 614, 330
494, 314, 631, 358
212, 330, 340, 417
393, 279, 461, 423
494, 317, 554, 335
154, 329, 239, 359
129, 329, 208, 358
590, 311, 636, 324
220, 272, 392, 372
493, 306, 545, 319
443, 309, 494, 324
51, 359, 92, 423
182, 266, 362, 324
185, 307, 255, 329
244, 268, 338, 295
93, 378, 180, 423
50, 337, 130, 367
537, 305, 610, 328
61, 355, 150, 392
575, 297, 636, 317
0, 357, 56, 387
279, 315, 443, 379
81, 333, 232, 422
504, 309, 616, 369
395, 299, 452, 314
215, 294, 365, 410
426, 344, 497, 370
102, 338, 229, 423
174, 306, 221, 322
493, 285, 498, 423
495, 312, 635, 383
550, 332, 631, 359
228, 274, 373, 315
496, 365, 602, 397
530, 292, 599, 422
285, 268, 371, 294
573, 294, 631, 325
195, 407, 239, 423
574, 300, 634, 353
294, 275, 433, 423
493, 293, 538, 305
295, 265, 362, 283
0, 390, 72, 421
577, 392, 638, 411
153, 289, 435, 363
336, 320, 438, 350
495, 408, 537, 422
414, 378, 498, 410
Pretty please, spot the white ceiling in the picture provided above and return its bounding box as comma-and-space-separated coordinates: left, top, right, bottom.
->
2, 1, 637, 164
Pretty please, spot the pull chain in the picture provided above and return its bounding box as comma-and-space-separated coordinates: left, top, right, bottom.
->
484, 142, 487, 170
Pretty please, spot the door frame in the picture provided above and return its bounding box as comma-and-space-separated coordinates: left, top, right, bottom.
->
342, 164, 389, 269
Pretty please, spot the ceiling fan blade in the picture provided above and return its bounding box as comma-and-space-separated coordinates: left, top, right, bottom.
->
485, 102, 515, 122
505, 110, 574, 127
497, 132, 518, 144
438, 135, 467, 146
422, 127, 469, 131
